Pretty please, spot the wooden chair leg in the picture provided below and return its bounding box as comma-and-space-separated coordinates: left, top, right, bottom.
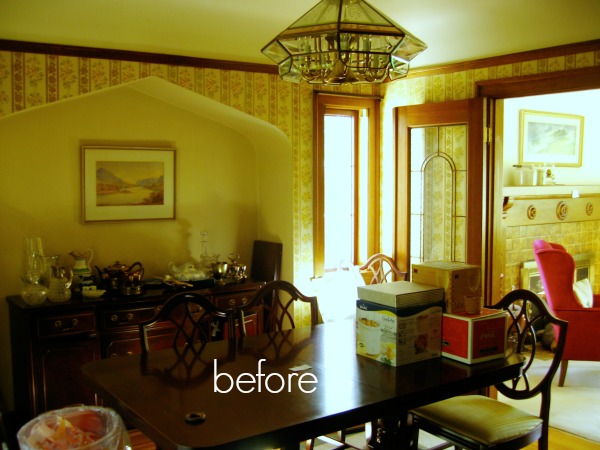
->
558, 360, 569, 387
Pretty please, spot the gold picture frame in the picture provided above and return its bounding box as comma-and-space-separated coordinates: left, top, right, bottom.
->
519, 110, 584, 167
82, 146, 175, 222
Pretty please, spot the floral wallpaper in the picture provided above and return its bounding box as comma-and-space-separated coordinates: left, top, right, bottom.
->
0, 50, 380, 288
0, 44, 599, 292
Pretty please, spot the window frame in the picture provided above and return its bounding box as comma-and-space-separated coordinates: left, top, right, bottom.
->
313, 93, 381, 277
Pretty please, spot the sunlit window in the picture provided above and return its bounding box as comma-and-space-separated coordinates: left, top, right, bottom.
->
313, 95, 380, 277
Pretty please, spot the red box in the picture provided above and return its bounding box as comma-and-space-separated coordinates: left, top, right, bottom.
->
442, 308, 508, 364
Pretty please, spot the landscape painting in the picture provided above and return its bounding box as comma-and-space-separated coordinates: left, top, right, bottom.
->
96, 161, 165, 206
519, 110, 584, 167
82, 146, 175, 222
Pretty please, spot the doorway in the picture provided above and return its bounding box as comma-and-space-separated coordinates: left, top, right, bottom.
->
394, 98, 488, 290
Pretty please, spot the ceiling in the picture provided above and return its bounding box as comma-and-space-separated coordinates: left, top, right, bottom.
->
1, 0, 599, 70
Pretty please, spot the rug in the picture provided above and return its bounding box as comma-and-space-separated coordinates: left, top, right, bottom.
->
498, 358, 600, 443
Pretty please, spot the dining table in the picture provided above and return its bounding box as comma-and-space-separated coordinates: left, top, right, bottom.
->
82, 319, 524, 450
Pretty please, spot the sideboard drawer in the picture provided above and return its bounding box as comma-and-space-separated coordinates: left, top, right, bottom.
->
213, 292, 253, 310
37, 312, 96, 338
101, 307, 158, 330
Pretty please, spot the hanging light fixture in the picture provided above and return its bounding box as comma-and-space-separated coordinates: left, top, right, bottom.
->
261, 0, 427, 85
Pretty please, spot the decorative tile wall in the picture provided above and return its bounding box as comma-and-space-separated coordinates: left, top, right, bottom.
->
505, 220, 600, 296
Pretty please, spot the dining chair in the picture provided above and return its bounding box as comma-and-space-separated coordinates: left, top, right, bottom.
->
359, 253, 408, 284
408, 289, 568, 450
137, 292, 235, 450
318, 254, 407, 449
139, 292, 233, 353
246, 280, 319, 333
533, 239, 600, 386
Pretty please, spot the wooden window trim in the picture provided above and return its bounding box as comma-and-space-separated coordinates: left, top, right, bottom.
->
313, 93, 381, 277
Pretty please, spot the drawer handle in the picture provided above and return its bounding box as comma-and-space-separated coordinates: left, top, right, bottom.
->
111, 313, 134, 324
229, 297, 249, 306
54, 318, 79, 331
110, 351, 134, 359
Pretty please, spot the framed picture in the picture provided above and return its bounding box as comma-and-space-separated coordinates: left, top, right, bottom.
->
519, 110, 584, 167
82, 146, 175, 222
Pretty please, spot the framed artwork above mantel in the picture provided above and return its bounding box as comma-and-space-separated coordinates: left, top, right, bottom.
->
519, 110, 584, 167
81, 146, 176, 222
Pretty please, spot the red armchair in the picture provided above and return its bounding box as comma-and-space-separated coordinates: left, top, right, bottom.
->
533, 239, 600, 386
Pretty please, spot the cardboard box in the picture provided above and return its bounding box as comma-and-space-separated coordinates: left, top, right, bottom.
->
442, 308, 508, 364
411, 261, 481, 313
356, 299, 443, 367
357, 281, 445, 309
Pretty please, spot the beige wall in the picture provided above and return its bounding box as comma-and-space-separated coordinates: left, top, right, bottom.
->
1, 43, 599, 410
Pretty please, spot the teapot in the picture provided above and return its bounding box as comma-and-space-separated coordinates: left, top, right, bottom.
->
96, 261, 144, 294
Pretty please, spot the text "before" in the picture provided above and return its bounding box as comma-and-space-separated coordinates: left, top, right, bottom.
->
214, 358, 318, 394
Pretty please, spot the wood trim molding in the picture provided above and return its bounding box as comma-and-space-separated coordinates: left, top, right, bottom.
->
478, 66, 600, 98
2, 38, 598, 79
407, 39, 600, 79
503, 195, 600, 226
0, 39, 279, 75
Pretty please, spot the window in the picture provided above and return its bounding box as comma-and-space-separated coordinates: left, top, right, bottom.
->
313, 94, 380, 277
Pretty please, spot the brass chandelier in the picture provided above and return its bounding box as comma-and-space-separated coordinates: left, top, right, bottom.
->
261, 0, 427, 85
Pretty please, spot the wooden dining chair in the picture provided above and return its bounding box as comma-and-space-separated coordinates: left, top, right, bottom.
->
408, 289, 568, 450
139, 292, 233, 353
359, 253, 408, 284
247, 280, 319, 333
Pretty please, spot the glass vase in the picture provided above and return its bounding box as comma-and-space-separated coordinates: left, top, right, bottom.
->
20, 237, 48, 305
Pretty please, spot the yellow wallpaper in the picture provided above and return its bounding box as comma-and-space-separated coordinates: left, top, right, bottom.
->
0, 51, 378, 284
0, 46, 599, 285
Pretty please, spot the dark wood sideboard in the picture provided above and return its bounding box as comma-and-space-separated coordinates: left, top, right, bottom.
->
6, 280, 265, 423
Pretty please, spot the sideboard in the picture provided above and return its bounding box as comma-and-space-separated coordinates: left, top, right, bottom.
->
6, 280, 265, 422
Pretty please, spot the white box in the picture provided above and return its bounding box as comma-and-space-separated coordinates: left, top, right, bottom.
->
356, 299, 443, 367
357, 281, 445, 309
411, 261, 481, 313
442, 308, 508, 364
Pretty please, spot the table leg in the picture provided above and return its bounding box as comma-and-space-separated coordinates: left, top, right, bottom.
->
370, 411, 414, 450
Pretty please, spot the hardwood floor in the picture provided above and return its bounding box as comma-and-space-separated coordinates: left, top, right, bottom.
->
523, 428, 600, 450
129, 427, 600, 450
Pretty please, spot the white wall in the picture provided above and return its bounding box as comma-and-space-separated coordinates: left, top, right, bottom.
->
0, 78, 293, 409
502, 89, 600, 186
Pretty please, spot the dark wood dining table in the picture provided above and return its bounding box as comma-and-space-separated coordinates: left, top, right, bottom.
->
82, 319, 523, 450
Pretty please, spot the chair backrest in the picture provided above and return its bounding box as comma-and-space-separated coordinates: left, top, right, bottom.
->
491, 289, 567, 426
139, 292, 232, 354
249, 280, 319, 333
533, 239, 579, 310
359, 253, 407, 284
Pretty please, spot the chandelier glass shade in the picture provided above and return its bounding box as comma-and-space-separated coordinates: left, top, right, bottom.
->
261, 0, 427, 85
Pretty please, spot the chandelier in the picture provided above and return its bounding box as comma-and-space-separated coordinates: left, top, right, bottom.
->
261, 0, 427, 85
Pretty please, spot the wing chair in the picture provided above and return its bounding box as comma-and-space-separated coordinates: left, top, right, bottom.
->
533, 239, 600, 386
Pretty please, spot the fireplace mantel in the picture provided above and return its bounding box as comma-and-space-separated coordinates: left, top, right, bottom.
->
503, 185, 600, 226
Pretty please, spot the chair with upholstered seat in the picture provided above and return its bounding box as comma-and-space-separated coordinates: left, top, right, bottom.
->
408, 289, 568, 450
359, 253, 408, 285
533, 239, 600, 386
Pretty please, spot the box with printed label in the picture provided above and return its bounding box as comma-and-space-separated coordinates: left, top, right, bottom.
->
356, 299, 443, 367
357, 281, 445, 309
411, 261, 481, 313
442, 308, 508, 364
